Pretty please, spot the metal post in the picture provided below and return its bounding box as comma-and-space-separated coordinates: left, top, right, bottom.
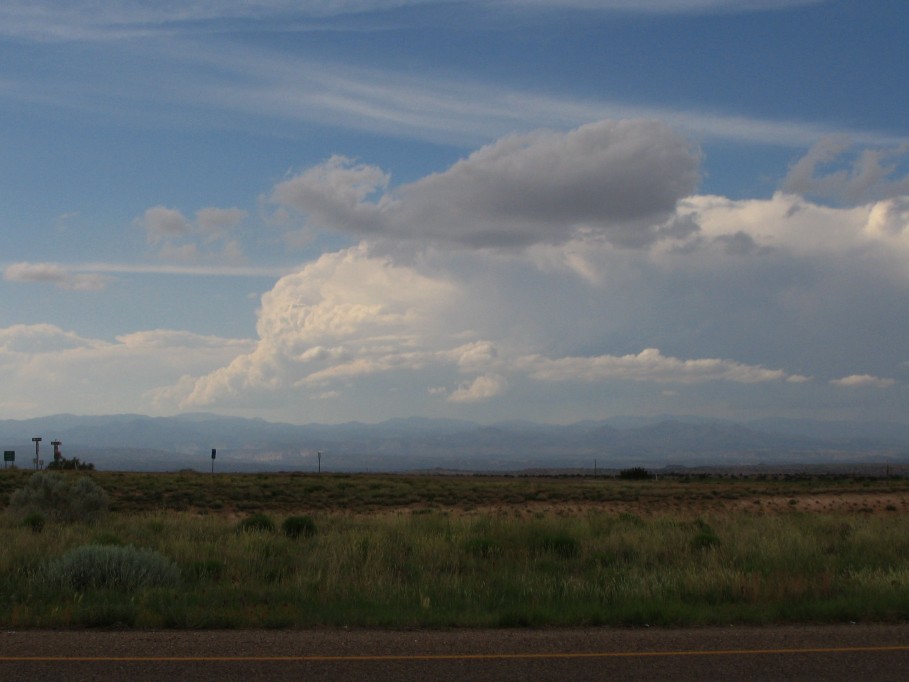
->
317, 451, 321, 473
32, 437, 42, 470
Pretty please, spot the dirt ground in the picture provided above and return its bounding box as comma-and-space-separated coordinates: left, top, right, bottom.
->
457, 490, 909, 519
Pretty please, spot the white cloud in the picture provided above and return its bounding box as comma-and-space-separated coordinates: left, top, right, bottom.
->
519, 348, 793, 384
0, 324, 100, 353
272, 120, 700, 249
674, 192, 909, 272
169, 245, 460, 408
157, 242, 829, 420
0, 324, 252, 418
3, 262, 109, 291
447, 374, 507, 403
830, 374, 896, 389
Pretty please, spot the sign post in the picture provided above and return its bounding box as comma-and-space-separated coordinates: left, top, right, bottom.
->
31, 437, 42, 470
211, 448, 216, 474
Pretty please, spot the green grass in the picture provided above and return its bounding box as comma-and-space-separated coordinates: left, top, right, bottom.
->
3, 470, 909, 628
2, 503, 909, 628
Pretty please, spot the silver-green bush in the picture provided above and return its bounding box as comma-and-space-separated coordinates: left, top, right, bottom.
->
43, 544, 180, 591
7, 472, 108, 524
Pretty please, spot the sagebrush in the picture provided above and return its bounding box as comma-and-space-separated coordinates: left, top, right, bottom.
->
7, 472, 108, 524
42, 544, 180, 591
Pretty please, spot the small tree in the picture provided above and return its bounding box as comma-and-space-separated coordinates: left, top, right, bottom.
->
618, 466, 655, 480
46, 455, 94, 471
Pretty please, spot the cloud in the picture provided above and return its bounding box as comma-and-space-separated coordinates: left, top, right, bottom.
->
138, 206, 191, 244
782, 137, 909, 205
0, 323, 252, 418
0, 323, 100, 353
135, 204, 247, 261
195, 207, 248, 239
156, 242, 831, 423
272, 119, 700, 249
830, 374, 896, 389
3, 262, 109, 291
5, 12, 902, 152
168, 245, 460, 408
518, 347, 795, 384
0, 0, 827, 42
447, 374, 507, 403
675, 192, 909, 268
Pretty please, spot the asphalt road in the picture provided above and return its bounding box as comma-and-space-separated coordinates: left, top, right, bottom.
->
3, 624, 909, 681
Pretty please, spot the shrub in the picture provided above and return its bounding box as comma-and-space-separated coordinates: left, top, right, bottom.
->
43, 544, 180, 591
236, 513, 275, 533
46, 456, 94, 471
188, 559, 225, 583
534, 532, 580, 559
7, 472, 108, 524
22, 512, 45, 533
618, 467, 655, 480
282, 515, 317, 539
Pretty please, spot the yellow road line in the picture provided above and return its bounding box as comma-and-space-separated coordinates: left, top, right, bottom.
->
4, 645, 909, 662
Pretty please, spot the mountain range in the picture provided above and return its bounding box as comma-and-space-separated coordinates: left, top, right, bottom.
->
2, 413, 909, 473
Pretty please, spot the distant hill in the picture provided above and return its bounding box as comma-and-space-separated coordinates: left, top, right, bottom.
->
1, 413, 908, 473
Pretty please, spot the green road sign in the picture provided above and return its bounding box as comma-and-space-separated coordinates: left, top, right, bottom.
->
3, 451, 14, 462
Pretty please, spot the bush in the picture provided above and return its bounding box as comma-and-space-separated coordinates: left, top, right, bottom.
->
236, 513, 275, 533
43, 544, 180, 591
46, 456, 94, 471
7, 472, 108, 524
282, 515, 317, 539
618, 467, 655, 480
22, 512, 45, 533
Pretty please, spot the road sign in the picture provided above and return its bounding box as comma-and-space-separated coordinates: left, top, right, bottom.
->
3, 451, 13, 462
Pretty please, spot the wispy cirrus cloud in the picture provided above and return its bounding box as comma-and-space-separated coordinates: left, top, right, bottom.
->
3, 261, 292, 285
0, 0, 829, 43
0, 1, 883, 152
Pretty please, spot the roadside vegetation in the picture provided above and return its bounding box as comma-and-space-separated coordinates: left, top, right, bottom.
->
2, 469, 909, 628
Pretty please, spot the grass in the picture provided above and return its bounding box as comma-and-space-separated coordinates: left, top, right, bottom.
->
2, 470, 909, 628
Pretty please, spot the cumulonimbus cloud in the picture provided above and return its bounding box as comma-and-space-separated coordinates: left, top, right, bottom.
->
162, 245, 810, 416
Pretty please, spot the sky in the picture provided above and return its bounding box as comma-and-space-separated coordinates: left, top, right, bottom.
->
2, 0, 909, 426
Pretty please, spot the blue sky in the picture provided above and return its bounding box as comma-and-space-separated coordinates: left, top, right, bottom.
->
2, 0, 909, 425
